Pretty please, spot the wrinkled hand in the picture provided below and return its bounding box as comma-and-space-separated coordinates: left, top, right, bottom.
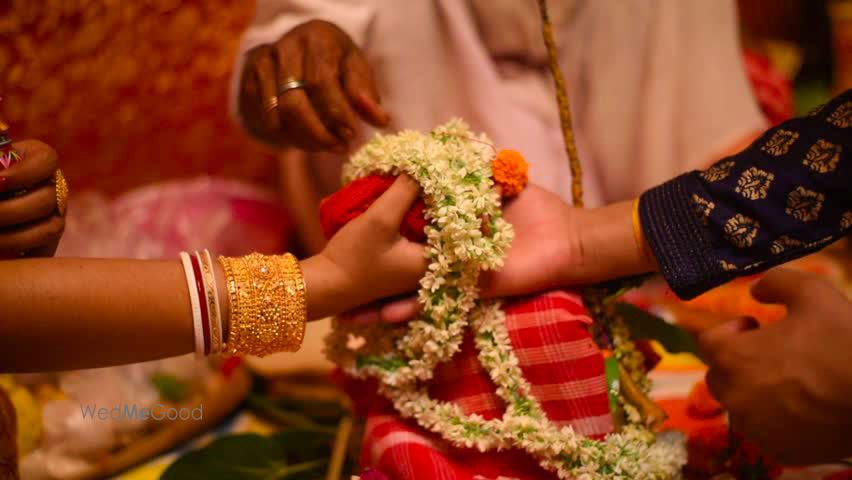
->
0, 140, 65, 258
310, 175, 427, 317
239, 20, 390, 151
699, 269, 852, 464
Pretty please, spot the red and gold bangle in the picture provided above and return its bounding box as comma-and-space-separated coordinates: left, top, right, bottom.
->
188, 253, 212, 356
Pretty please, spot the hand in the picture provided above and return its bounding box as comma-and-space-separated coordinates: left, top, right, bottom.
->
238, 20, 390, 151
302, 175, 427, 319
482, 186, 652, 297
699, 269, 852, 464
0, 140, 65, 258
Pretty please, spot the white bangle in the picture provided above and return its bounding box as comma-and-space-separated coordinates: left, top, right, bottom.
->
199, 250, 224, 355
179, 252, 206, 358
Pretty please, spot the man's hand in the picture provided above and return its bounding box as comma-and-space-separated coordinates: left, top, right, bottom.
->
239, 20, 389, 151
699, 268, 852, 464
482, 186, 653, 297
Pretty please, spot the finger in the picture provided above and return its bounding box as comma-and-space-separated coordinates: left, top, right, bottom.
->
380, 295, 420, 323
26, 242, 60, 258
239, 57, 279, 144
697, 317, 756, 362
342, 48, 390, 127
246, 45, 284, 134
276, 39, 340, 149
338, 305, 381, 326
751, 268, 809, 307
303, 39, 361, 142
363, 174, 421, 229
0, 140, 57, 192
703, 367, 732, 407
0, 184, 56, 227
0, 215, 64, 253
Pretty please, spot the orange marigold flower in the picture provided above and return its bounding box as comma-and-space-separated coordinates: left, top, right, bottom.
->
492, 149, 529, 198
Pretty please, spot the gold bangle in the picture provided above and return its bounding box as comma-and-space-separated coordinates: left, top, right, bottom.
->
219, 252, 307, 357
54, 169, 69, 216
631, 198, 653, 264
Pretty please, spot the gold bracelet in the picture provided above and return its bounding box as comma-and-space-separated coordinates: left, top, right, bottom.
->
218, 252, 307, 357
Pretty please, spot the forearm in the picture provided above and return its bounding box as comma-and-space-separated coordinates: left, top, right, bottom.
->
0, 255, 353, 372
0, 259, 197, 372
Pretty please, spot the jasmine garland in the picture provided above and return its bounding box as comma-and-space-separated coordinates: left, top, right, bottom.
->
325, 120, 686, 479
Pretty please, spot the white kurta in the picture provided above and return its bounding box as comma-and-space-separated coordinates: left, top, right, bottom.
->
232, 0, 767, 205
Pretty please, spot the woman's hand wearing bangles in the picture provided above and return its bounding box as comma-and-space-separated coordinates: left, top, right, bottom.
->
0, 140, 65, 258
300, 175, 428, 320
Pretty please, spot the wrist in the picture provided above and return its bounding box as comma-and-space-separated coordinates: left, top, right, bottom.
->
575, 200, 657, 282
300, 253, 356, 320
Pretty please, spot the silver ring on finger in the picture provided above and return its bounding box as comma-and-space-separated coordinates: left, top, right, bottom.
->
277, 78, 306, 97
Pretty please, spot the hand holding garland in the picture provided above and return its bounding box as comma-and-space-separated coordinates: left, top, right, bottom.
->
0, 176, 426, 373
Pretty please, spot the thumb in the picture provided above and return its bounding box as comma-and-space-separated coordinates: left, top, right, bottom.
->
342, 48, 390, 127
750, 268, 806, 307
363, 174, 421, 229
697, 316, 759, 362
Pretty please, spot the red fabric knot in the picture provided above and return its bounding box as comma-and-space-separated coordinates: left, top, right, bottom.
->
319, 175, 428, 242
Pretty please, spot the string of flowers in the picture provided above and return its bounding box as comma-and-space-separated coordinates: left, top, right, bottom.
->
325, 120, 686, 479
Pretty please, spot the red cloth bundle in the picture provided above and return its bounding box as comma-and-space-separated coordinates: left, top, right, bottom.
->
321, 176, 613, 479
320, 175, 428, 242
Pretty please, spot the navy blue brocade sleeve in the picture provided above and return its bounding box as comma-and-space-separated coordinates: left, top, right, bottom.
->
639, 89, 852, 300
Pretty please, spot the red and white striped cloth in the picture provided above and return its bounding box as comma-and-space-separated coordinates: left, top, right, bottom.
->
340, 290, 612, 480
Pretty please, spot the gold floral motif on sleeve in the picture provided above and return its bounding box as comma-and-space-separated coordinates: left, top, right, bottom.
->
700, 160, 735, 182
803, 139, 842, 173
841, 211, 852, 229
785, 187, 825, 222
719, 260, 737, 271
827, 101, 852, 128
690, 194, 715, 225
724, 214, 760, 248
735, 167, 775, 200
770, 235, 802, 255
760, 129, 799, 156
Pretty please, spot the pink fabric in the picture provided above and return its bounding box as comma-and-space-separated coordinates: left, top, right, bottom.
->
57, 177, 290, 259
342, 290, 612, 480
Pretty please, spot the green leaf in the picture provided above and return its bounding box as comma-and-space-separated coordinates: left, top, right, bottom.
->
597, 274, 653, 304
615, 302, 704, 360
247, 395, 337, 434
150, 373, 189, 403
161, 431, 331, 480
